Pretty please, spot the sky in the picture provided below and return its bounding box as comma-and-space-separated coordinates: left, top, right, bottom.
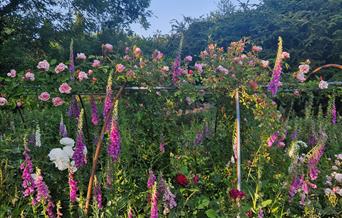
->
131, 0, 259, 37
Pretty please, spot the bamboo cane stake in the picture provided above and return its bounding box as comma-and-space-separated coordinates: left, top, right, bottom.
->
84, 86, 124, 215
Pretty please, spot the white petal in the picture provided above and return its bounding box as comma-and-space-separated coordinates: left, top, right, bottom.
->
60, 137, 75, 146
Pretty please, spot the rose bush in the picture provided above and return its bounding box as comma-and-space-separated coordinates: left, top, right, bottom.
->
0, 38, 341, 217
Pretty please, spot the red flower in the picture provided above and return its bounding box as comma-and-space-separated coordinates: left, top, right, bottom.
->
188, 69, 193, 75
246, 210, 253, 218
193, 175, 199, 185
229, 188, 245, 200
176, 173, 188, 187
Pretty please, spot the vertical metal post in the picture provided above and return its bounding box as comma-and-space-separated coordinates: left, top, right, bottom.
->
235, 89, 241, 191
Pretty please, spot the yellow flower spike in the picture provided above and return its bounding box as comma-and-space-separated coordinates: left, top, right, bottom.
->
106, 73, 113, 92
112, 99, 119, 121
274, 37, 283, 70
77, 109, 84, 133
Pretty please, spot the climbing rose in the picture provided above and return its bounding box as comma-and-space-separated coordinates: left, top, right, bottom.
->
298, 64, 310, 74
103, 43, 113, 52
24, 71, 35, 81
296, 72, 306, 83
7, 69, 16, 77
319, 80, 328, 89
116, 64, 125, 73
38, 92, 50, 101
55, 63, 67, 74
184, 55, 193, 62
37, 60, 50, 71
92, 60, 101, 68
281, 52, 290, 59
252, 45, 262, 52
52, 97, 64, 107
175, 174, 188, 187
133, 47, 142, 58
59, 83, 72, 94
76, 53, 86, 60
0, 97, 8, 106
78, 71, 88, 81
260, 60, 269, 68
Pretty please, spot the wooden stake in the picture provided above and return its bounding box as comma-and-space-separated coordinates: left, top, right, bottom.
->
84, 86, 124, 215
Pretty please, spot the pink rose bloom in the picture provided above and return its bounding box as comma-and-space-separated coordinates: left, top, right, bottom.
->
240, 54, 247, 60
282, 52, 290, 59
152, 50, 164, 61
296, 72, 306, 83
133, 47, 142, 57
123, 55, 131, 61
7, 69, 16, 78
252, 45, 262, 52
298, 64, 310, 74
184, 55, 193, 62
200, 50, 209, 59
92, 60, 101, 68
52, 97, 64, 106
116, 64, 125, 73
59, 83, 72, 94
24, 71, 35, 81
78, 71, 88, 81
55, 63, 67, 74
261, 60, 269, 68
76, 53, 86, 60
319, 80, 328, 89
37, 60, 50, 71
103, 43, 113, 52
0, 97, 8, 106
38, 92, 50, 101
161, 66, 169, 73
87, 69, 93, 75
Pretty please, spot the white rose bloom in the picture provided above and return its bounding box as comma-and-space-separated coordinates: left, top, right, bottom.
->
48, 148, 71, 171
63, 146, 74, 158
319, 80, 328, 89
335, 173, 342, 183
60, 137, 75, 147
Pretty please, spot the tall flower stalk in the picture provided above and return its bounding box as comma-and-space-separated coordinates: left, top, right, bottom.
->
331, 99, 337, 125
90, 95, 99, 126
20, 140, 35, 198
107, 100, 121, 162
94, 177, 103, 209
103, 73, 113, 119
59, 115, 68, 138
267, 37, 283, 96
150, 182, 159, 218
68, 170, 78, 203
72, 109, 87, 168
67, 96, 80, 118
69, 39, 75, 78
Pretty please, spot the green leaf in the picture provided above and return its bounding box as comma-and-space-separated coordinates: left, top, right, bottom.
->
205, 209, 217, 218
261, 199, 272, 208
197, 197, 210, 209
50, 59, 57, 65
